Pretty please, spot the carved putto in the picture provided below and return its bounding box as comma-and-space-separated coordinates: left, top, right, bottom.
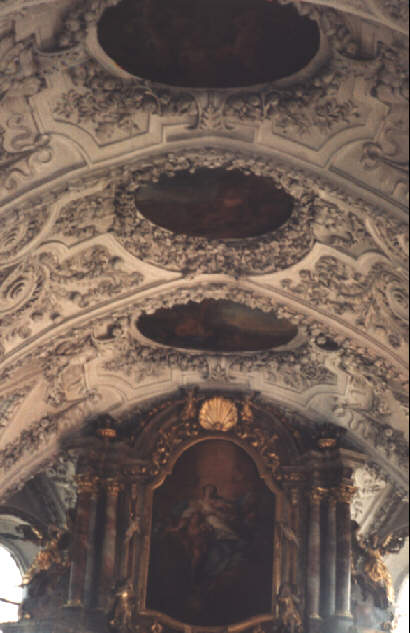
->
22, 520, 72, 620
351, 522, 397, 631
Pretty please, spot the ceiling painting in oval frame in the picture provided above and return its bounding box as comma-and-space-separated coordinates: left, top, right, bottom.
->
137, 300, 298, 353
133, 168, 295, 240
98, 0, 320, 88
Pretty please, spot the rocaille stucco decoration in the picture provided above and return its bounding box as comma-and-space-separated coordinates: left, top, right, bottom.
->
0, 0, 408, 577
0, 0, 407, 211
22, 149, 407, 277
0, 281, 407, 498
0, 149, 407, 503
0, 148, 407, 367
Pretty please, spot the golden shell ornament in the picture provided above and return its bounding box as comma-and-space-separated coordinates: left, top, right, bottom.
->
199, 397, 238, 432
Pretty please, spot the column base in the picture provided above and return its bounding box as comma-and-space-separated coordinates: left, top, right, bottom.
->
307, 615, 323, 633
323, 615, 354, 633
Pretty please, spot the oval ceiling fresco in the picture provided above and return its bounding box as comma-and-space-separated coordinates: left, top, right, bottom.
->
137, 300, 298, 352
134, 168, 294, 239
98, 0, 320, 88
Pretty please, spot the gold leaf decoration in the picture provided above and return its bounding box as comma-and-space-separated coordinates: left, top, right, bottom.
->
199, 397, 238, 432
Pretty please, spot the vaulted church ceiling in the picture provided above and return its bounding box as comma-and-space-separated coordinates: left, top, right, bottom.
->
0, 0, 408, 551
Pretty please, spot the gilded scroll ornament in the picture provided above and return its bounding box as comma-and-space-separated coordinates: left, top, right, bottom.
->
199, 397, 238, 431
241, 394, 254, 422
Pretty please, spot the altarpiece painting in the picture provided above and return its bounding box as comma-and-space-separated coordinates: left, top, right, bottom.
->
145, 440, 276, 627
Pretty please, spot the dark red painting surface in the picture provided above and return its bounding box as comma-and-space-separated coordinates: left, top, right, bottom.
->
137, 300, 298, 352
134, 168, 294, 239
98, 0, 320, 88
147, 440, 275, 626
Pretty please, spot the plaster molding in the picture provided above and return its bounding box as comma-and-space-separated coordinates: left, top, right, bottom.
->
0, 280, 407, 489
0, 0, 406, 212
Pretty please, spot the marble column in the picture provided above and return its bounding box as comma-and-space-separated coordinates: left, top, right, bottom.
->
83, 478, 99, 607
98, 478, 121, 606
307, 487, 325, 630
121, 481, 144, 583
68, 475, 97, 607
335, 485, 355, 618
324, 493, 337, 618
290, 488, 301, 589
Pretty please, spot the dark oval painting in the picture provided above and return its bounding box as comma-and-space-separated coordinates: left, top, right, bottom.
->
134, 168, 294, 239
137, 300, 298, 352
146, 440, 275, 626
98, 0, 320, 88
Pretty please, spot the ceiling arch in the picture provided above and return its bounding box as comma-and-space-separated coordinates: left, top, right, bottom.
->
0, 0, 408, 588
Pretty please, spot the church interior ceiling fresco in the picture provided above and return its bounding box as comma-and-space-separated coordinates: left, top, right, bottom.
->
0, 0, 408, 631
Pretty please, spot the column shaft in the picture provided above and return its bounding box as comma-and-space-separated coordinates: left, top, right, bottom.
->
336, 494, 353, 617
98, 480, 120, 605
83, 483, 99, 607
325, 496, 337, 617
307, 488, 323, 622
68, 477, 95, 606
290, 488, 300, 589
121, 481, 143, 583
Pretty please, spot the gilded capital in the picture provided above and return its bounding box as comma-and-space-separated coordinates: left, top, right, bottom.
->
105, 479, 122, 495
76, 475, 99, 495
318, 437, 337, 450
334, 484, 357, 504
290, 488, 301, 506
310, 486, 327, 504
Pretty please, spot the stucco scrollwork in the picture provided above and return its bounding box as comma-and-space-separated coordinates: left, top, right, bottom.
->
114, 166, 314, 276
0, 246, 144, 358
21, 147, 407, 274
282, 256, 409, 349
224, 13, 363, 138
55, 0, 122, 50
37, 0, 405, 151
0, 398, 94, 494
53, 61, 197, 143
0, 204, 48, 264
374, 0, 410, 25
352, 465, 387, 523
0, 384, 33, 431
0, 31, 44, 102
41, 245, 144, 310
0, 259, 48, 352
0, 121, 52, 193
0, 307, 407, 493
52, 149, 383, 276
